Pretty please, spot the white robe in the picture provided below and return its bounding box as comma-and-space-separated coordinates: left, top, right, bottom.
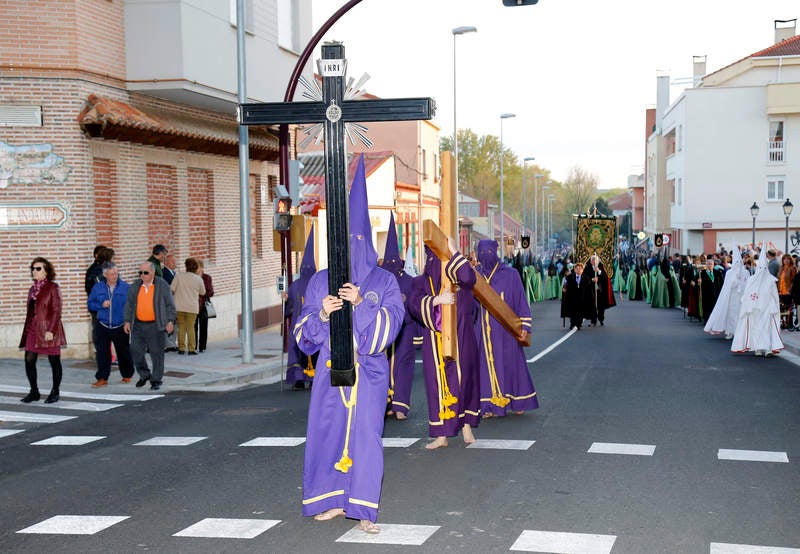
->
705, 248, 748, 338
730, 261, 783, 355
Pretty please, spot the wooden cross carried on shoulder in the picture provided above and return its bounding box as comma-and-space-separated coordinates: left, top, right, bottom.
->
239, 42, 435, 384
424, 152, 530, 358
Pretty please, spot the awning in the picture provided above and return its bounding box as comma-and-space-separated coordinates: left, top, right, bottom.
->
77, 94, 278, 161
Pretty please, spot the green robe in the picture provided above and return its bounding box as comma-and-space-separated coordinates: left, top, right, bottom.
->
650, 267, 682, 308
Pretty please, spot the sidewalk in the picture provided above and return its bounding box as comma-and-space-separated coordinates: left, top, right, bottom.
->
780, 327, 800, 358
0, 325, 287, 394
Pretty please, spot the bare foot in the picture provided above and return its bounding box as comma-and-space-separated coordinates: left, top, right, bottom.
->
358, 520, 380, 534
314, 508, 345, 521
395, 412, 407, 420
462, 424, 476, 445
425, 436, 449, 450
512, 410, 525, 415
481, 412, 495, 419
386, 410, 394, 416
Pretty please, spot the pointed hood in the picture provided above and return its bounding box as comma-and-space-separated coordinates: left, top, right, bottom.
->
477, 239, 500, 277
348, 153, 377, 284
404, 245, 417, 277
381, 212, 404, 276
730, 244, 743, 272
424, 245, 441, 289
299, 225, 316, 280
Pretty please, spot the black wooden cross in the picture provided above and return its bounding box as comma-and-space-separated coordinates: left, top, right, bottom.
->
239, 42, 435, 385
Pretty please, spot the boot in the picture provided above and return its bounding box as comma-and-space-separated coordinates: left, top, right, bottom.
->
20, 390, 40, 403
44, 390, 59, 404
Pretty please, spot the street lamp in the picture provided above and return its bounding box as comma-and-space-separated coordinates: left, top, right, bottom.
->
541, 183, 550, 251
533, 173, 543, 252
750, 201, 759, 249
499, 113, 516, 255
783, 198, 793, 253
547, 193, 555, 249
522, 157, 535, 237
452, 26, 477, 197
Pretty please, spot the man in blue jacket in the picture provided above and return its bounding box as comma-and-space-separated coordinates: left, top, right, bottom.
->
87, 262, 134, 386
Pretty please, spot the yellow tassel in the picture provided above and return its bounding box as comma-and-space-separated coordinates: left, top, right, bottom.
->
439, 407, 455, 420
334, 454, 353, 473
491, 395, 510, 407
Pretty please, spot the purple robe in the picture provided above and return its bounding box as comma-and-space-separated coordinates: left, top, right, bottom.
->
408, 250, 481, 437
294, 266, 403, 522
386, 271, 419, 416
475, 240, 538, 416
285, 274, 314, 385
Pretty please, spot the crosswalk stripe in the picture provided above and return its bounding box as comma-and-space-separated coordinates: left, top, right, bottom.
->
336, 523, 440, 545
17, 515, 129, 535
173, 518, 281, 538
31, 436, 106, 446
510, 530, 617, 553
717, 449, 789, 463
0, 411, 76, 423
588, 442, 656, 456
239, 437, 305, 447
0, 385, 162, 402
0, 396, 124, 412
466, 439, 535, 450
710, 543, 800, 553
0, 429, 24, 438
134, 436, 207, 446
382, 438, 419, 448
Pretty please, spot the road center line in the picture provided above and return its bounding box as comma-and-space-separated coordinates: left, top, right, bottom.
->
527, 328, 578, 363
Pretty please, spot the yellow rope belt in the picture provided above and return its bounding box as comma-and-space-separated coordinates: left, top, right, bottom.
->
430, 275, 456, 420
334, 361, 359, 474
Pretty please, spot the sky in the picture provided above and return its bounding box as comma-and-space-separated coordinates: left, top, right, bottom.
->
309, 0, 797, 189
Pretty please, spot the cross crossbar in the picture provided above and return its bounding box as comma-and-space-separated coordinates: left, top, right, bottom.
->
240, 98, 435, 126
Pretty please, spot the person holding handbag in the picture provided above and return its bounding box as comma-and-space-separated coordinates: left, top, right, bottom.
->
195, 259, 214, 353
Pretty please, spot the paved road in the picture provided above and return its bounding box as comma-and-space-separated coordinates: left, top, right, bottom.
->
0, 299, 798, 553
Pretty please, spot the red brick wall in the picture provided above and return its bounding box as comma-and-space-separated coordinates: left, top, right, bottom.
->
188, 168, 213, 262
250, 174, 263, 258
0, 0, 126, 81
93, 158, 117, 246
146, 163, 177, 252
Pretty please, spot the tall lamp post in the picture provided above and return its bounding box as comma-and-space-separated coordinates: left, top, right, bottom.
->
750, 201, 759, 249
499, 113, 516, 253
522, 157, 535, 237
783, 198, 793, 254
452, 26, 477, 202
547, 193, 555, 249
540, 183, 550, 251
533, 172, 543, 252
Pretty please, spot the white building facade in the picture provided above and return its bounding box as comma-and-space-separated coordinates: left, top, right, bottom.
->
662, 22, 800, 255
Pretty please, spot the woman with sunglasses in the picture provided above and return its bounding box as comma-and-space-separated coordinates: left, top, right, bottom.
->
19, 257, 67, 403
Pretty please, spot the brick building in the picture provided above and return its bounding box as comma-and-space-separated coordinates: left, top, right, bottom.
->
0, 0, 312, 357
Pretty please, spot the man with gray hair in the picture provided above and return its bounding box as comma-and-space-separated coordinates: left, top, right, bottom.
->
87, 261, 134, 386
124, 261, 176, 390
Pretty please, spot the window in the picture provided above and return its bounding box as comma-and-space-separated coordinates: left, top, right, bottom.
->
767, 176, 785, 201
676, 178, 682, 206
668, 178, 676, 205
769, 120, 785, 163
421, 148, 428, 180
229, 0, 254, 34
278, 0, 299, 52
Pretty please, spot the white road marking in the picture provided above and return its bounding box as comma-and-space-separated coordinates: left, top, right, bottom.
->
173, 518, 280, 539
134, 436, 207, 446
510, 529, 617, 553
239, 437, 306, 447
336, 523, 440, 545
382, 437, 419, 448
717, 449, 789, 463
0, 429, 24, 438
710, 543, 800, 553
0, 385, 162, 402
527, 328, 578, 363
31, 435, 106, 446
466, 439, 535, 450
17, 515, 129, 535
588, 442, 656, 456
0, 411, 76, 423
0, 396, 124, 412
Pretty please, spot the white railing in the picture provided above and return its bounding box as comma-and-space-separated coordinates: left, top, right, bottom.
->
768, 140, 785, 163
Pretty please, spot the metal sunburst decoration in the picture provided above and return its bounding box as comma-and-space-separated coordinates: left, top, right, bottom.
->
297, 71, 374, 150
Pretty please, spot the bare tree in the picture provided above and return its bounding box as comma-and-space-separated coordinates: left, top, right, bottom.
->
562, 166, 598, 216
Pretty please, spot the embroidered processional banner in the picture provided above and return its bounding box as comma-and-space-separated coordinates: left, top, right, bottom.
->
574, 215, 617, 277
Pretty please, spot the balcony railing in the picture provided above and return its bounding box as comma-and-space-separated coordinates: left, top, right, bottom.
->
768, 140, 785, 163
